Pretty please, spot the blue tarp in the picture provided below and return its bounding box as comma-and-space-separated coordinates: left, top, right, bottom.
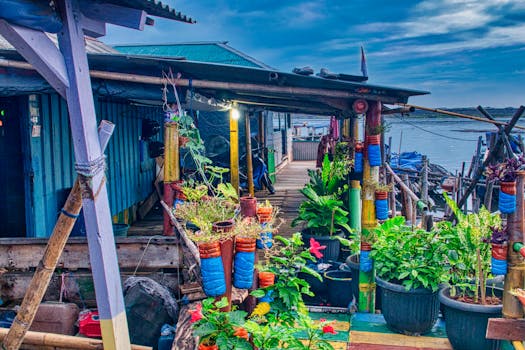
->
390, 151, 424, 172
0, 0, 62, 33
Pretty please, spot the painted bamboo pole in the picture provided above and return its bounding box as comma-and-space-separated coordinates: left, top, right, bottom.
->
502, 171, 525, 318
230, 108, 240, 195
245, 112, 255, 196
1, 122, 114, 350
56, 1, 131, 348
163, 121, 180, 236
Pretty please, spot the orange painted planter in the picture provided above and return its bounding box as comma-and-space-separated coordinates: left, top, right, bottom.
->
375, 191, 388, 200
361, 241, 372, 251
198, 343, 218, 350
198, 241, 221, 259
366, 134, 381, 145
235, 237, 257, 252
258, 271, 275, 288
491, 243, 508, 260
500, 181, 516, 195
355, 142, 364, 151
256, 206, 273, 215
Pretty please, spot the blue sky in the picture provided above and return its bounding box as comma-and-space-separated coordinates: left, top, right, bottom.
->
105, 0, 525, 108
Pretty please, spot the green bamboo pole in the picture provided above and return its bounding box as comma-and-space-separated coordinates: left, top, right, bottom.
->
350, 181, 361, 233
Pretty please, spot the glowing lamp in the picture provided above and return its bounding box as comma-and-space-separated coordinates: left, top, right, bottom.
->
352, 99, 369, 114
231, 108, 240, 121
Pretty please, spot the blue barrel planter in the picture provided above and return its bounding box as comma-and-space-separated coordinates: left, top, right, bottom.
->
257, 224, 273, 249
360, 250, 373, 272
491, 257, 507, 276
233, 237, 256, 289
354, 150, 363, 173
367, 135, 382, 167
375, 191, 389, 220
498, 181, 516, 214
198, 242, 226, 297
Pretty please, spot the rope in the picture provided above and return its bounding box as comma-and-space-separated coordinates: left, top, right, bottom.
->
60, 208, 79, 219
74, 156, 106, 177
392, 115, 479, 142
133, 235, 158, 276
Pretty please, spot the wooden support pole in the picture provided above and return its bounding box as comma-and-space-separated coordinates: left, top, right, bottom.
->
57, 1, 131, 348
0, 328, 151, 350
502, 171, 525, 319
385, 163, 427, 212
245, 112, 255, 196
257, 112, 265, 161
1, 122, 114, 350
230, 108, 240, 195
163, 121, 180, 236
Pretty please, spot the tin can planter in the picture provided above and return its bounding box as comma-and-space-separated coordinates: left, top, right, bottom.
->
258, 271, 275, 288
439, 286, 503, 350
233, 237, 256, 289
240, 196, 257, 218
376, 276, 439, 335
324, 270, 353, 307
498, 181, 516, 214
366, 135, 381, 167
198, 242, 226, 297
375, 191, 389, 220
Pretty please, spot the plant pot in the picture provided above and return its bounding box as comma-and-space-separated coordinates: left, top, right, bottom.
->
366, 135, 381, 145
198, 343, 218, 350
439, 286, 503, 350
324, 270, 353, 307
212, 220, 235, 234
302, 232, 341, 262
218, 238, 234, 311
233, 237, 256, 289
375, 192, 389, 220
258, 272, 275, 288
256, 230, 273, 249
298, 271, 327, 303
360, 241, 372, 251
338, 247, 352, 262
500, 181, 516, 195
376, 276, 439, 335
198, 242, 226, 297
346, 254, 382, 310
240, 196, 257, 218
256, 206, 273, 216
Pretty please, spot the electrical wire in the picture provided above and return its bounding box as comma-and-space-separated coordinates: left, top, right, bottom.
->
392, 115, 479, 142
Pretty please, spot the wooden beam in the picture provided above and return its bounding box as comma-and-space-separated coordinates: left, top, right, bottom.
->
58, 0, 130, 347
0, 20, 69, 99
80, 0, 147, 30
79, 14, 106, 38
487, 318, 525, 341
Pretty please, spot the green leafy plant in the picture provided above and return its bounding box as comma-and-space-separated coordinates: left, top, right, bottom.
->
306, 154, 350, 197
292, 187, 351, 236
371, 216, 450, 291
438, 193, 502, 304
190, 297, 252, 349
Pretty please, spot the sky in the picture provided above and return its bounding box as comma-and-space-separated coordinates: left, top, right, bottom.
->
104, 0, 525, 108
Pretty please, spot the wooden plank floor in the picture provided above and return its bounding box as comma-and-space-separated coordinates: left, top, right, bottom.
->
260, 161, 315, 237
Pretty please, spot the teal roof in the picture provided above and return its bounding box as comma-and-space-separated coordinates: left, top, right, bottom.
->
113, 42, 272, 69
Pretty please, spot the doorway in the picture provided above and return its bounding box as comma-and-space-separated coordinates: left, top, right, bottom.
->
0, 97, 26, 237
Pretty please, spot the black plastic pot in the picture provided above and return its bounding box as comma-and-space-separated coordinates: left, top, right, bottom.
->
324, 270, 353, 307
302, 231, 341, 262
298, 271, 327, 303
439, 286, 503, 350
376, 276, 439, 335
346, 254, 382, 310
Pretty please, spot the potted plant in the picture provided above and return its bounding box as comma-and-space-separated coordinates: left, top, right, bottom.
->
256, 200, 278, 249
231, 217, 261, 289
438, 194, 504, 350
374, 182, 392, 221
485, 156, 525, 214
371, 216, 449, 335
189, 297, 252, 350
292, 187, 352, 262
365, 123, 388, 167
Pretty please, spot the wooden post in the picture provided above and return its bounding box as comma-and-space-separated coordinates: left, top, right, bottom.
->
1, 122, 114, 350
57, 1, 131, 348
402, 174, 413, 224
163, 121, 180, 236
484, 181, 494, 212
230, 108, 240, 195
502, 171, 525, 318
257, 112, 265, 161
245, 112, 255, 196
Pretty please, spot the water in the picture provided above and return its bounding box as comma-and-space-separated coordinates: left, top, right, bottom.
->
293, 115, 525, 173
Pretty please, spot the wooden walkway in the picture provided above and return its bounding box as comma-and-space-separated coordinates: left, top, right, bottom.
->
260, 161, 315, 237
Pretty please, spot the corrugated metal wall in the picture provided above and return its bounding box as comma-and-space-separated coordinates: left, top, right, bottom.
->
29, 94, 162, 237
292, 141, 320, 161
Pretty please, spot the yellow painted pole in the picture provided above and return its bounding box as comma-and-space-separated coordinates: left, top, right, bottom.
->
230, 109, 240, 195
163, 121, 180, 236
245, 112, 255, 196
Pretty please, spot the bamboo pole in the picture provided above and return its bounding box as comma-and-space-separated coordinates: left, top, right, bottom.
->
0, 328, 150, 350
1, 122, 114, 350
230, 109, 240, 195
163, 121, 180, 236
397, 103, 525, 131
244, 112, 255, 196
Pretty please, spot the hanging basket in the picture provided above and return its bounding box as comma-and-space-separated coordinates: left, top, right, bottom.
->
233, 237, 256, 289
198, 241, 226, 297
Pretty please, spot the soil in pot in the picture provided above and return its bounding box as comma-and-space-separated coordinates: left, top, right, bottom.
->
324, 270, 353, 308
376, 276, 439, 335
302, 230, 341, 262
439, 286, 503, 350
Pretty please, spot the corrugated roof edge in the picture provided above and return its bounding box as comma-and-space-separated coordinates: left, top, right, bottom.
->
107, 0, 196, 23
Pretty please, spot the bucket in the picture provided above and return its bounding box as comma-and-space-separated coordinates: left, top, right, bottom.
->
113, 224, 129, 237
324, 270, 353, 307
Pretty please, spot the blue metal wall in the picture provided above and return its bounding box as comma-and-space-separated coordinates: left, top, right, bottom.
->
27, 94, 162, 237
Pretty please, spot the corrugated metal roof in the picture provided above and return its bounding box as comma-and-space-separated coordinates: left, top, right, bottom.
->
105, 0, 195, 23
0, 34, 118, 54
114, 42, 272, 69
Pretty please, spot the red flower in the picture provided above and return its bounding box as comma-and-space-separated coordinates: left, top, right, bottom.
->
322, 324, 337, 334
309, 238, 327, 259
189, 303, 203, 323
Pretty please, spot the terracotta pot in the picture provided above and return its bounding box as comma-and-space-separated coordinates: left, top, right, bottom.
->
258, 214, 272, 224
361, 241, 372, 251
366, 134, 381, 145
500, 181, 516, 195
212, 220, 235, 234
492, 243, 508, 260
235, 237, 257, 252
240, 196, 257, 218
375, 191, 388, 200
258, 271, 275, 288
198, 343, 218, 350
198, 241, 221, 259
